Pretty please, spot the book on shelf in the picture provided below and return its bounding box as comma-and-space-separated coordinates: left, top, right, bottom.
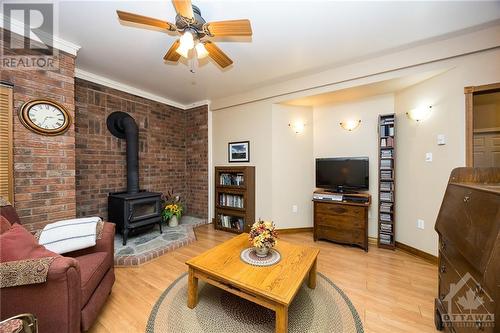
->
218, 214, 245, 231
220, 173, 245, 186
219, 193, 244, 208
380, 182, 394, 191
380, 159, 393, 169
379, 124, 395, 137
380, 170, 393, 180
380, 191, 393, 202
380, 213, 392, 222
379, 233, 392, 244
380, 202, 393, 212
380, 117, 394, 125
380, 136, 394, 148
381, 150, 393, 158
380, 223, 393, 233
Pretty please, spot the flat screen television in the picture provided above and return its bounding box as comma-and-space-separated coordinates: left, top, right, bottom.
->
316, 157, 369, 192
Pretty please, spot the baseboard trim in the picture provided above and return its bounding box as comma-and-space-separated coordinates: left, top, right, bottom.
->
395, 241, 438, 265
277, 227, 313, 234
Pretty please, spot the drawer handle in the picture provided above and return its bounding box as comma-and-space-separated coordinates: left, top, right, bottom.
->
440, 264, 446, 273
463, 196, 470, 203
475, 320, 484, 331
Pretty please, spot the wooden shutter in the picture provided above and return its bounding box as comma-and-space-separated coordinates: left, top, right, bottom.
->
0, 85, 14, 203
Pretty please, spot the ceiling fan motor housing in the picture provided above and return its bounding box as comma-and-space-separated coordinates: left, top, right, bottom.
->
176, 5, 206, 37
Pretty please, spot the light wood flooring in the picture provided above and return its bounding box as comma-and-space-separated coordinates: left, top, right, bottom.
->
90, 224, 438, 333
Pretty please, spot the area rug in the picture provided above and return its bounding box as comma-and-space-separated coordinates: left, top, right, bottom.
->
146, 272, 364, 333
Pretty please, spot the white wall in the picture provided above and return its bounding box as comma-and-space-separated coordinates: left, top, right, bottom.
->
212, 101, 273, 220
314, 94, 395, 237
394, 48, 500, 255
271, 105, 314, 228
211, 46, 500, 255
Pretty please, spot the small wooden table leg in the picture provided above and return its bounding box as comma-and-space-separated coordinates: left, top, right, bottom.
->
275, 305, 288, 333
187, 267, 198, 309
308, 258, 317, 289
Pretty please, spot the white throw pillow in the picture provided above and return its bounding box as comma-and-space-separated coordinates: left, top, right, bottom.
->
38, 217, 102, 254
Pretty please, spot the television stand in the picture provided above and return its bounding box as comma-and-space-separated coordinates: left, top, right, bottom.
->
312, 190, 371, 251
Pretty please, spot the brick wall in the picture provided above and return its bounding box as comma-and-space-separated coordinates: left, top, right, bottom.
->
1, 30, 76, 231
75, 79, 208, 219
185, 105, 208, 217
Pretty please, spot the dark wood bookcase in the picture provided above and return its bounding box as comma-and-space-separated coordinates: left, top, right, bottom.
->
377, 114, 396, 249
213, 166, 255, 234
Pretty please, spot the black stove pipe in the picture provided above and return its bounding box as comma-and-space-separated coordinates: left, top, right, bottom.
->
106, 112, 139, 194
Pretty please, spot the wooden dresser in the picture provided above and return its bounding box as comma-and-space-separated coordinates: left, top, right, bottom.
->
313, 192, 371, 251
434, 167, 499, 332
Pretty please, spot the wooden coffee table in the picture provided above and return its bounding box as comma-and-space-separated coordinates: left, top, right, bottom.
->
186, 233, 319, 333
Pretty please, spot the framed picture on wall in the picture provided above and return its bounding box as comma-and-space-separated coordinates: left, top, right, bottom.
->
228, 141, 250, 163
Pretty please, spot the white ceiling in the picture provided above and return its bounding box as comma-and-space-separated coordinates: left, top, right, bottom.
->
56, 1, 500, 105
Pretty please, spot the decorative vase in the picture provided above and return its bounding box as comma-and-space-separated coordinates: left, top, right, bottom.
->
169, 215, 179, 227
254, 246, 270, 258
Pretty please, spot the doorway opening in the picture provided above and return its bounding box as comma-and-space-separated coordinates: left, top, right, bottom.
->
464, 83, 500, 167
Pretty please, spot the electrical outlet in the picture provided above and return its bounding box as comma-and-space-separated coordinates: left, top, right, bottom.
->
292, 205, 298, 213
417, 219, 425, 230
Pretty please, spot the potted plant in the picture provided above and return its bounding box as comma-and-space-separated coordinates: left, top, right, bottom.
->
161, 191, 183, 227
249, 220, 278, 257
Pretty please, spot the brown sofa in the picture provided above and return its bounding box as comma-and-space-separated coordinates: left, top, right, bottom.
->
0, 203, 115, 332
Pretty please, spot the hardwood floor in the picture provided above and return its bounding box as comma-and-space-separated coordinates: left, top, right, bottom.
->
90, 224, 438, 333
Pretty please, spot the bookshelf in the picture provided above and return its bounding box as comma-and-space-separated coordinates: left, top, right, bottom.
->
378, 114, 396, 249
214, 166, 255, 234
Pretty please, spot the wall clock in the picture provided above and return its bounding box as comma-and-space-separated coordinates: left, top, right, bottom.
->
19, 99, 71, 136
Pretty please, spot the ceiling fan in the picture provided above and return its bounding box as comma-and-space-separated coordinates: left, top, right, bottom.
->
117, 0, 252, 69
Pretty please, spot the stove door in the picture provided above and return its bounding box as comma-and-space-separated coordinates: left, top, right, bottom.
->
128, 197, 161, 223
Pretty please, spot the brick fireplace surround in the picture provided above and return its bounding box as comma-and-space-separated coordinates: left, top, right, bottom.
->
2, 30, 208, 230
75, 78, 208, 221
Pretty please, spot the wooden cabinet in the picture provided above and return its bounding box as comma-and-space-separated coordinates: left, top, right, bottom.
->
213, 166, 255, 234
434, 167, 499, 332
313, 193, 371, 252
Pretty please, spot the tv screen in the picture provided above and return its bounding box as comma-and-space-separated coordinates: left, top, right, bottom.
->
316, 157, 369, 192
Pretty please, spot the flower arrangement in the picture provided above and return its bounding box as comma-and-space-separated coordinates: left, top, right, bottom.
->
249, 220, 278, 249
161, 190, 183, 221
162, 203, 183, 220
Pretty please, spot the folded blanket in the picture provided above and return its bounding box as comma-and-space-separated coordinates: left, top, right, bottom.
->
38, 217, 102, 254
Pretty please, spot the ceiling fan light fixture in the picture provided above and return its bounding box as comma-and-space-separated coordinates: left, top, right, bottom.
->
179, 30, 194, 50
195, 42, 209, 59
175, 44, 191, 58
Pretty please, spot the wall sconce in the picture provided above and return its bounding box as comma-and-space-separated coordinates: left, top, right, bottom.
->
407, 105, 432, 122
339, 119, 361, 131
289, 120, 305, 134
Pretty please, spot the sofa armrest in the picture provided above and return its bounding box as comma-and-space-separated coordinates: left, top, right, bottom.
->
0, 257, 81, 333
65, 222, 115, 265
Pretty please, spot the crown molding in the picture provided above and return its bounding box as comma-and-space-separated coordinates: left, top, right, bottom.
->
0, 14, 81, 56
75, 68, 210, 110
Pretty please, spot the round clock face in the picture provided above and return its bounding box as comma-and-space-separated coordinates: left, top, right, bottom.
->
28, 103, 65, 130
20, 100, 71, 135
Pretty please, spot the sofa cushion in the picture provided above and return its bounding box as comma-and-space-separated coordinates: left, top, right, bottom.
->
1, 215, 11, 234
75, 252, 110, 307
0, 224, 59, 262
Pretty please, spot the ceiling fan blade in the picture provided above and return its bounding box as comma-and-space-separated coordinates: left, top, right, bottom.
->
203, 19, 252, 37
172, 0, 194, 20
117, 10, 176, 31
163, 40, 181, 62
204, 41, 233, 69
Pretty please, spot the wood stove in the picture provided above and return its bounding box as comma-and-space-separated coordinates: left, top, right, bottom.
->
106, 112, 162, 245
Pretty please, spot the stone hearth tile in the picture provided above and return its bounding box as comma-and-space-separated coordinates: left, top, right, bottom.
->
114, 216, 206, 267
